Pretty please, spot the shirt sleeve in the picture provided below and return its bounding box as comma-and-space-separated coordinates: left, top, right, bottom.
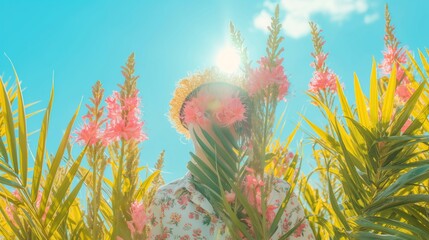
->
274, 192, 315, 240
147, 191, 164, 239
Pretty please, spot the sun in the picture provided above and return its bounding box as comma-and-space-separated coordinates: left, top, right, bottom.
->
215, 46, 241, 74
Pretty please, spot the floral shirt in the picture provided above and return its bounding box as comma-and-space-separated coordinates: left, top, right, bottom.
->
148, 173, 315, 240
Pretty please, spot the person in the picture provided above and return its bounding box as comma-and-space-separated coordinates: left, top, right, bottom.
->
148, 69, 315, 239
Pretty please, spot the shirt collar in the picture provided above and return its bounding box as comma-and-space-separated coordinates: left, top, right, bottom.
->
174, 172, 216, 216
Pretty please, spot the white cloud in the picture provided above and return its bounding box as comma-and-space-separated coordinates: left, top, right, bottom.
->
253, 10, 272, 33
364, 13, 379, 24
254, 0, 374, 38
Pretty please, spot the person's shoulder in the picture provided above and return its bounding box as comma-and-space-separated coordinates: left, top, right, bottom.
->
270, 177, 291, 193
154, 175, 188, 198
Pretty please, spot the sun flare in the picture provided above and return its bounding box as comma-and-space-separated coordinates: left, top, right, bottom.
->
215, 46, 241, 74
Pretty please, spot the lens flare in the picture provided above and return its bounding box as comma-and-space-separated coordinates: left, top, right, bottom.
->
215, 46, 241, 74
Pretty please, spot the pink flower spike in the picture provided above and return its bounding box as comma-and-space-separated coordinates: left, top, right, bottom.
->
308, 70, 337, 93
265, 204, 278, 224
75, 121, 101, 146
182, 95, 210, 127
379, 46, 407, 77
247, 57, 289, 100
214, 97, 246, 126
103, 91, 147, 144
127, 201, 148, 235
311, 53, 328, 70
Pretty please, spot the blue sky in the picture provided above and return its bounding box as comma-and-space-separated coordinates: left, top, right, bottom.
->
1, 0, 428, 183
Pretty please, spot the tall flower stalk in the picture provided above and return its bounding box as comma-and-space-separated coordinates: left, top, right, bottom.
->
379, 4, 414, 104
246, 5, 289, 175
109, 53, 148, 239
308, 22, 338, 109
75, 81, 108, 239
300, 5, 429, 238
188, 5, 306, 239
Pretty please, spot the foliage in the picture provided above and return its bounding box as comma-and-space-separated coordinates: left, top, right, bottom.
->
0, 55, 163, 240
188, 5, 305, 239
0, 64, 88, 239
300, 10, 429, 238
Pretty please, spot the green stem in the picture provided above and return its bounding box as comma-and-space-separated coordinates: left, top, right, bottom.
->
91, 148, 99, 240
112, 140, 125, 239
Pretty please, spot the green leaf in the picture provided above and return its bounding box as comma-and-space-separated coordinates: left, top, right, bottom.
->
327, 172, 351, 231
0, 203, 25, 239
0, 161, 19, 177
390, 81, 426, 135
355, 218, 417, 239
39, 102, 81, 216
365, 216, 429, 237
134, 170, 160, 200
418, 49, 429, 78
47, 171, 88, 237
368, 195, 429, 215
354, 73, 370, 127
10, 63, 29, 187
374, 165, 429, 201
381, 64, 397, 125
369, 58, 379, 128
0, 131, 10, 164
216, 169, 253, 239
407, 50, 426, 81
31, 85, 54, 202
0, 79, 18, 173
46, 146, 88, 222
0, 175, 23, 189
403, 103, 429, 135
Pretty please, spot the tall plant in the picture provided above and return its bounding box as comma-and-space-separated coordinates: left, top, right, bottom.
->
0, 63, 88, 239
301, 6, 429, 239
188, 5, 307, 239
74, 53, 162, 240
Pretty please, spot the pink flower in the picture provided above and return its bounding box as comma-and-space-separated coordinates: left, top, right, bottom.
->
401, 119, 412, 134
379, 46, 409, 84
248, 57, 289, 100
308, 70, 337, 93
243, 170, 265, 214
310, 53, 328, 70
379, 46, 407, 75
214, 97, 246, 126
265, 204, 277, 224
395, 83, 414, 102
225, 191, 236, 203
182, 90, 247, 127
182, 94, 211, 127
127, 201, 148, 235
103, 91, 147, 144
75, 121, 102, 146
